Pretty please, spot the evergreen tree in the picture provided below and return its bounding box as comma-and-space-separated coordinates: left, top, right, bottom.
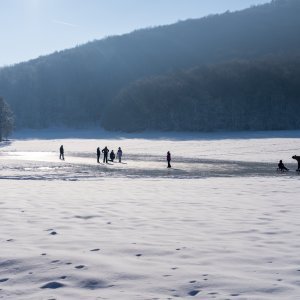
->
0, 97, 14, 141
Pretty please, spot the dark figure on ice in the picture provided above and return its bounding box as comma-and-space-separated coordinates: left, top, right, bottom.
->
102, 146, 109, 163
97, 147, 100, 163
59, 145, 64, 160
292, 155, 300, 171
110, 150, 116, 162
278, 160, 289, 172
167, 151, 171, 168
117, 147, 123, 163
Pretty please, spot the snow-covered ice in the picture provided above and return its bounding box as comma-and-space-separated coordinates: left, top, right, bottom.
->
0, 130, 300, 299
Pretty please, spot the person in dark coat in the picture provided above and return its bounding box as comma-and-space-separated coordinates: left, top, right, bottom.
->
278, 160, 289, 171
97, 147, 100, 163
167, 151, 171, 168
292, 155, 300, 171
110, 150, 116, 162
102, 146, 109, 163
59, 145, 64, 160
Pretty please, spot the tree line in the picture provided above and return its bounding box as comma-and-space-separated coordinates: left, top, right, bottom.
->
102, 57, 300, 132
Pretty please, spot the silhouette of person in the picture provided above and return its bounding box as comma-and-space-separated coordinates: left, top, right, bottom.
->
117, 147, 123, 163
278, 160, 288, 171
110, 150, 115, 162
59, 145, 64, 160
292, 155, 300, 171
167, 151, 171, 168
102, 146, 109, 163
97, 147, 100, 163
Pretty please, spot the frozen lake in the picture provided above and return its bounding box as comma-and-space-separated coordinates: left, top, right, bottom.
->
0, 130, 300, 299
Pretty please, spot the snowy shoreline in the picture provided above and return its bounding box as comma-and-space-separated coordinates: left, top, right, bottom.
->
11, 127, 300, 141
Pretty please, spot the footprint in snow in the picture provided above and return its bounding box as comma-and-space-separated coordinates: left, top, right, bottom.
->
0, 278, 9, 283
75, 265, 85, 269
40, 282, 65, 289
80, 279, 114, 290
51, 260, 60, 263
188, 290, 200, 296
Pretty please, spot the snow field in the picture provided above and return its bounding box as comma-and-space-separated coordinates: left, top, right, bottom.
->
1, 178, 300, 299
0, 130, 300, 299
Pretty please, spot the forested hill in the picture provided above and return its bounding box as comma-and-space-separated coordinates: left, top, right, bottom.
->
102, 57, 300, 132
0, 0, 300, 129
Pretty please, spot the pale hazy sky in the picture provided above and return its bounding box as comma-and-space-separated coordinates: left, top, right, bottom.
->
0, 0, 271, 67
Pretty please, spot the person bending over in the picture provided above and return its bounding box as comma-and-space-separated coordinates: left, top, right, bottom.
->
110, 150, 115, 162
292, 155, 300, 171
278, 160, 289, 171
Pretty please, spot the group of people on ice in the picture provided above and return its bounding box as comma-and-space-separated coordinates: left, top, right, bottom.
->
97, 146, 123, 163
277, 155, 300, 172
59, 145, 172, 168
60, 144, 300, 171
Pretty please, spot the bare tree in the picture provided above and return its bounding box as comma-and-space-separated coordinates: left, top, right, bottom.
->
0, 97, 14, 141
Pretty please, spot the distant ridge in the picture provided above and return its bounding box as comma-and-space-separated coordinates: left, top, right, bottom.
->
0, 0, 300, 131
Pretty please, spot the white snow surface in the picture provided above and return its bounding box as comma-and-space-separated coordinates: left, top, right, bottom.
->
0, 129, 300, 299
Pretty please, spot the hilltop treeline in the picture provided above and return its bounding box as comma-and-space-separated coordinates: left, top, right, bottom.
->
102, 57, 300, 132
0, 0, 300, 130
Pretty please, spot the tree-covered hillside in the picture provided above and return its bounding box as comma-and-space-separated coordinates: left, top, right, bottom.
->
0, 0, 299, 130
102, 57, 300, 132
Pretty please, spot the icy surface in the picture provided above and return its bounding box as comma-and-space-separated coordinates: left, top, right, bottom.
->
0, 130, 300, 299
1, 129, 300, 180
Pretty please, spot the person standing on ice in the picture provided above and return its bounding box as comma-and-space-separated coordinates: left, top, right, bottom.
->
59, 145, 64, 160
278, 160, 289, 171
97, 147, 100, 163
110, 150, 116, 162
167, 151, 171, 168
102, 146, 109, 163
292, 155, 300, 171
117, 147, 123, 163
